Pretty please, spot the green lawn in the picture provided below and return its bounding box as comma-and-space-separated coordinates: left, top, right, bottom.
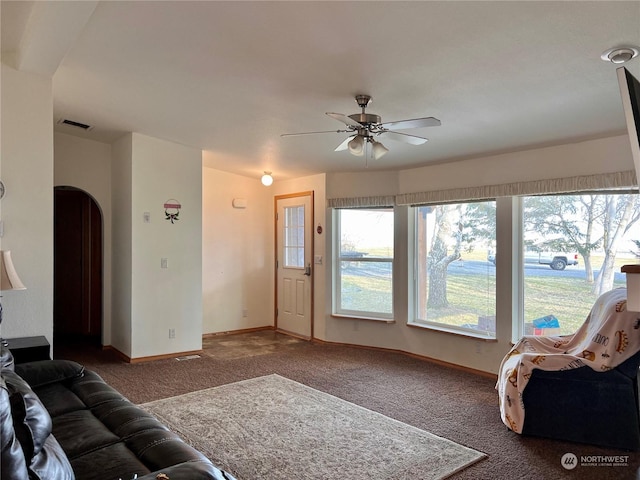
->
341, 273, 393, 314
340, 265, 626, 335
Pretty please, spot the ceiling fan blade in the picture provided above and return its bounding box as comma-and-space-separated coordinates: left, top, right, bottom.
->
380, 117, 441, 130
334, 136, 355, 151
281, 129, 348, 137
379, 131, 428, 145
326, 112, 362, 128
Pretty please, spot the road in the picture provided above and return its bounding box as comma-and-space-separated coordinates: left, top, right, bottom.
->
341, 258, 626, 282
448, 259, 625, 282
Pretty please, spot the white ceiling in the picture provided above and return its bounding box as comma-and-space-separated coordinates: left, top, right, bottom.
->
2, 1, 640, 181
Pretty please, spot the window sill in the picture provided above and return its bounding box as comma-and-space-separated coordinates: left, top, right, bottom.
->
331, 314, 395, 324
407, 321, 497, 341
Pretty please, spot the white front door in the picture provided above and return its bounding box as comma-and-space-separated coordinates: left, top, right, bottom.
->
276, 193, 313, 339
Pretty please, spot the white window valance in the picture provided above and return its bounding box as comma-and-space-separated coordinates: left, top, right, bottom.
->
326, 195, 396, 209
395, 170, 638, 206
327, 171, 637, 209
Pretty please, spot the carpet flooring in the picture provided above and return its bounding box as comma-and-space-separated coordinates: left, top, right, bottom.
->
54, 331, 640, 479
141, 374, 485, 480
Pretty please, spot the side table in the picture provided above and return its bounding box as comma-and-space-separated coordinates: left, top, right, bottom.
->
5, 336, 51, 364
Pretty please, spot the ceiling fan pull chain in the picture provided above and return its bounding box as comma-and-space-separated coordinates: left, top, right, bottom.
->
365, 141, 369, 168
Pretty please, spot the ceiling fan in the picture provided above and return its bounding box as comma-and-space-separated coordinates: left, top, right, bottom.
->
281, 95, 440, 160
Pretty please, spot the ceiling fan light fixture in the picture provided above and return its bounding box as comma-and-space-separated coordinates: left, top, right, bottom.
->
371, 139, 389, 160
261, 171, 273, 186
348, 135, 365, 156
282, 95, 439, 162
601, 46, 639, 64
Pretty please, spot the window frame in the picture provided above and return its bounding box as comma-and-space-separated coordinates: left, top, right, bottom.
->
516, 189, 639, 340
332, 207, 395, 321
408, 199, 498, 339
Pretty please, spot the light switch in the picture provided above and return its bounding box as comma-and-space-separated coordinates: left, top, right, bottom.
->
143, 212, 151, 223
314, 255, 323, 265
161, 258, 168, 269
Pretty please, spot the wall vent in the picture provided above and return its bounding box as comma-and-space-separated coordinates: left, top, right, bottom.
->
57, 118, 93, 131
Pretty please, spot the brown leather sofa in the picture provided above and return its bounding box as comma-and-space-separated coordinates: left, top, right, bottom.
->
1, 345, 236, 480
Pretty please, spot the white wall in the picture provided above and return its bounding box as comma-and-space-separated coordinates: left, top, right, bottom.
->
202, 168, 273, 333
324, 135, 637, 373
54, 132, 113, 344
325, 170, 398, 199
398, 135, 633, 193
130, 133, 203, 358
111, 134, 133, 355
0, 64, 54, 344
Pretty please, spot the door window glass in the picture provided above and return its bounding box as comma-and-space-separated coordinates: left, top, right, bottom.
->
284, 205, 305, 268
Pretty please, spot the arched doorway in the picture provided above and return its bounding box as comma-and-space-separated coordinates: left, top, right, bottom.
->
54, 186, 103, 345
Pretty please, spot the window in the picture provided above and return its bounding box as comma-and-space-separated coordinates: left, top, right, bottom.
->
334, 208, 394, 319
283, 205, 305, 268
412, 201, 496, 337
521, 192, 640, 336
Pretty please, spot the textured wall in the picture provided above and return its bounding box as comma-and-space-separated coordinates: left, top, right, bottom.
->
0, 64, 54, 347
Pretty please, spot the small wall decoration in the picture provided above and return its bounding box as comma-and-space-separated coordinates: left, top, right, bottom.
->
164, 199, 181, 224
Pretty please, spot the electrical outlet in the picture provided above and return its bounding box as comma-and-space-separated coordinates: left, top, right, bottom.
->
169, 328, 175, 339
242, 309, 248, 318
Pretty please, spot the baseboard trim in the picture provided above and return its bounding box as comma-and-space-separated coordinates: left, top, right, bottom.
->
101, 327, 276, 363
274, 328, 311, 341
310, 337, 497, 379
202, 325, 274, 339
102, 345, 204, 364
105, 326, 495, 377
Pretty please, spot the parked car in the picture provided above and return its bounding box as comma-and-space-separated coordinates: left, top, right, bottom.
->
488, 251, 579, 270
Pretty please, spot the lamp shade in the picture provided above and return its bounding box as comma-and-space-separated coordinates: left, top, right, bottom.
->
348, 135, 365, 156
371, 139, 389, 160
0, 251, 26, 291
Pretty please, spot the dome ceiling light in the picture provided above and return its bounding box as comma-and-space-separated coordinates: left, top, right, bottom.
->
601, 46, 639, 64
261, 171, 273, 186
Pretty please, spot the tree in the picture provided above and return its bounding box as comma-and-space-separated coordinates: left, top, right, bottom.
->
423, 202, 495, 308
426, 205, 461, 308
593, 194, 640, 295
524, 193, 640, 293
523, 195, 602, 282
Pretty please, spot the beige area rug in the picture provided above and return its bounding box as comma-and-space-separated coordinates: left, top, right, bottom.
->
141, 374, 486, 480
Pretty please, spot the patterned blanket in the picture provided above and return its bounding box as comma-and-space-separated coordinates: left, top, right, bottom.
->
496, 287, 640, 434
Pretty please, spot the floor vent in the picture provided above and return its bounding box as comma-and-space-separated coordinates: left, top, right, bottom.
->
175, 354, 201, 361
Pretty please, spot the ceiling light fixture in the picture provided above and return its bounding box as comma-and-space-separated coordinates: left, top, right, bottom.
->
370, 139, 389, 160
261, 171, 273, 186
348, 135, 365, 156
601, 46, 639, 64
